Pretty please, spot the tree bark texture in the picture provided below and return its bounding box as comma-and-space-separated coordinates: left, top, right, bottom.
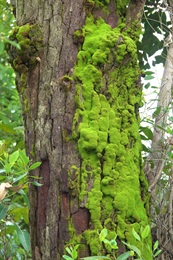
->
9, 0, 152, 259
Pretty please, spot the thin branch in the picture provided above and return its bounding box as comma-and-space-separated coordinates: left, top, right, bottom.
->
168, 174, 173, 243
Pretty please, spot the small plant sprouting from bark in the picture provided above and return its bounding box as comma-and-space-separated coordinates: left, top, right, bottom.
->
63, 244, 79, 260
63, 227, 162, 260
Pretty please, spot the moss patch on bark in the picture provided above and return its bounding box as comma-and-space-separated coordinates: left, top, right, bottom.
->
8, 23, 42, 72
6, 23, 42, 112
72, 15, 152, 258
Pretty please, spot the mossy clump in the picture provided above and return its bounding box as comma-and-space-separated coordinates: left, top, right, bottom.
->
7, 23, 43, 74
6, 23, 43, 113
71, 15, 152, 259
83, 230, 102, 255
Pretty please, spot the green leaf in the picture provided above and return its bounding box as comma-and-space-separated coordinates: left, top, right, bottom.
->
123, 242, 141, 257
168, 116, 173, 122
116, 252, 131, 260
13, 172, 27, 183
22, 191, 30, 207
145, 75, 154, 80
144, 71, 154, 75
99, 228, 108, 242
71, 245, 79, 259
0, 41, 4, 54
129, 251, 134, 256
140, 126, 153, 140
0, 123, 16, 134
0, 204, 7, 220
19, 149, 29, 166
153, 249, 162, 257
10, 205, 29, 223
32, 181, 43, 187
29, 162, 41, 170
4, 38, 21, 49
17, 157, 25, 169
14, 224, 30, 252
81, 257, 110, 260
128, 245, 141, 257
154, 54, 165, 65
29, 175, 42, 179
22, 206, 29, 224
63, 256, 73, 260
140, 134, 149, 140
8, 201, 22, 211
20, 230, 30, 252
4, 163, 12, 174
142, 144, 150, 153
71, 249, 78, 259
144, 82, 150, 89
110, 239, 118, 249
74, 244, 79, 250
132, 228, 141, 242
71, 245, 79, 260
102, 238, 110, 245
166, 127, 173, 134
9, 150, 19, 165
152, 106, 161, 119
141, 225, 150, 240
66, 246, 73, 256
153, 240, 159, 251
10, 207, 23, 222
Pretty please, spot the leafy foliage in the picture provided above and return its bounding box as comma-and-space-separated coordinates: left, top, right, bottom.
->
0, 148, 29, 258
0, 146, 41, 259
63, 228, 161, 260
0, 3, 40, 256
0, 0, 23, 150
139, 0, 171, 69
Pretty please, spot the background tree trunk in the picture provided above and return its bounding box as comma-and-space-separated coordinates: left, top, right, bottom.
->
144, 3, 173, 258
9, 0, 152, 259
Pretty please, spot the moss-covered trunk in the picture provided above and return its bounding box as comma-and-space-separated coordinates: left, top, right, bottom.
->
8, 0, 152, 259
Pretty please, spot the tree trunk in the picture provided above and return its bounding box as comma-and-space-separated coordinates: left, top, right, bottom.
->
9, 0, 152, 259
144, 3, 173, 258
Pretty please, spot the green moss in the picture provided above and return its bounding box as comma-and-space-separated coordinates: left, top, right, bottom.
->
71, 14, 151, 259
68, 165, 80, 194
83, 230, 102, 255
7, 23, 43, 114
125, 20, 143, 41
16, 23, 31, 42
8, 23, 43, 72
87, 190, 102, 228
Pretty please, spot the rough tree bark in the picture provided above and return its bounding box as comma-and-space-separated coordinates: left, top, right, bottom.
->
8, 0, 152, 259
